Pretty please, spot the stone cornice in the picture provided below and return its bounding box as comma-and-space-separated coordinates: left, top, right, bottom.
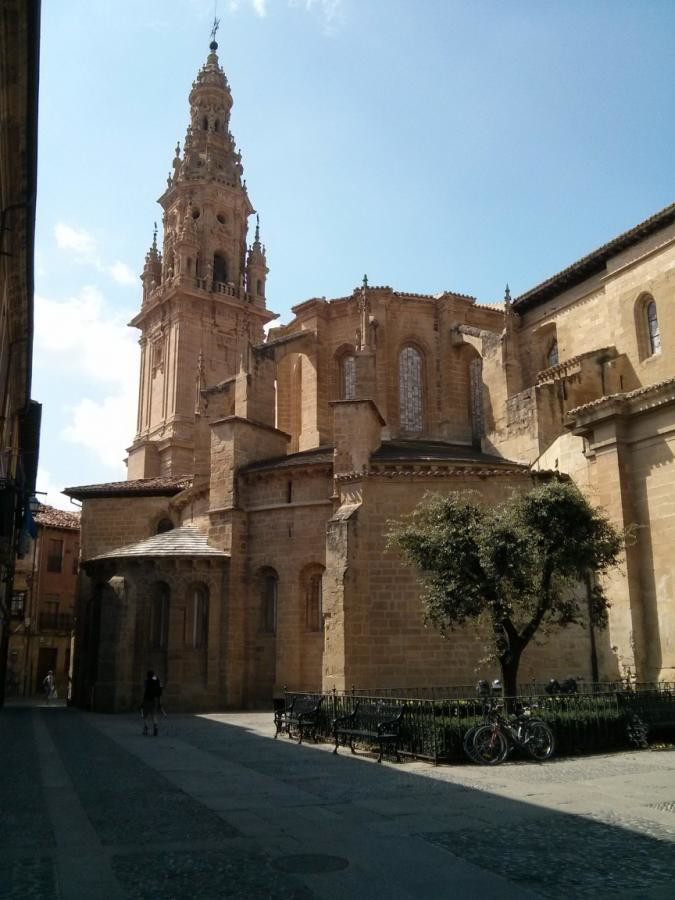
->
536, 346, 616, 385
336, 464, 540, 482
567, 376, 675, 429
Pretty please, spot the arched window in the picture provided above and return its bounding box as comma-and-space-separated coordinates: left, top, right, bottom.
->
399, 345, 424, 434
156, 518, 173, 535
256, 278, 263, 296
546, 340, 559, 368
213, 253, 228, 285
646, 300, 661, 355
202, 115, 208, 131
306, 571, 323, 632
342, 354, 356, 400
149, 583, 169, 650
187, 584, 209, 649
214, 118, 220, 132
260, 569, 277, 634
186, 257, 193, 274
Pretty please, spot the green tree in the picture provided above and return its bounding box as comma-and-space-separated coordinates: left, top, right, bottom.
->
389, 480, 624, 696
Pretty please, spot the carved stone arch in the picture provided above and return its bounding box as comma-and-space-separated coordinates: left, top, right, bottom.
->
213, 250, 228, 285
150, 511, 174, 536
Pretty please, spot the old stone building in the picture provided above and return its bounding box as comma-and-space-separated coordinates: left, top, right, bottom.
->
65, 39, 674, 711
8, 505, 80, 699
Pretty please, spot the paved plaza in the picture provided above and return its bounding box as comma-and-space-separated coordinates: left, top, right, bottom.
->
1, 705, 674, 899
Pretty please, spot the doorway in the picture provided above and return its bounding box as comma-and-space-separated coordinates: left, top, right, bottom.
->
37, 647, 58, 696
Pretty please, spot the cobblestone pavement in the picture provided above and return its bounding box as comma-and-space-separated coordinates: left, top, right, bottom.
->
1, 707, 674, 898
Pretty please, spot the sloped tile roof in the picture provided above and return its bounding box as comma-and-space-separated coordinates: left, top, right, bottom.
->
371, 440, 524, 466
242, 446, 334, 473
89, 523, 228, 561
567, 376, 675, 418
34, 504, 80, 530
515, 201, 675, 311
64, 476, 192, 500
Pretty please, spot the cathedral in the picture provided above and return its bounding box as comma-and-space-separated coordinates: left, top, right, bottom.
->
65, 39, 675, 712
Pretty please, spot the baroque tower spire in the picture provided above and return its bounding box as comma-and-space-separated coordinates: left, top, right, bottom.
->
127, 37, 276, 480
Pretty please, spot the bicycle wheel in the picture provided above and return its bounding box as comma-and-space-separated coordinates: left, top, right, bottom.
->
525, 721, 555, 761
463, 726, 482, 763
472, 725, 508, 765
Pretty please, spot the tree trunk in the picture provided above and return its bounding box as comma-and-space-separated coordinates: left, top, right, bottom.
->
499, 652, 522, 704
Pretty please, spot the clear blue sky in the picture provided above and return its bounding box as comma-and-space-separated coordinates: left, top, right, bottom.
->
33, 0, 675, 507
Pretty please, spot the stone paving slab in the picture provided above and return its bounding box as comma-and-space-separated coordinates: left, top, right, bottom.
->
3, 706, 675, 898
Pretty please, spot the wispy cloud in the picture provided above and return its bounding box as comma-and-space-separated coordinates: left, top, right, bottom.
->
35, 286, 138, 473
108, 261, 138, 286
289, 0, 343, 33
53, 222, 138, 289
54, 222, 98, 259
35, 467, 76, 511
224, 0, 343, 31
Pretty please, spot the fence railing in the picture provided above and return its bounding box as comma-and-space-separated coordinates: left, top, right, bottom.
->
282, 684, 675, 764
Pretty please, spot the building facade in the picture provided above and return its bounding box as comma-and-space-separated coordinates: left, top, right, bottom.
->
66, 40, 674, 712
0, 0, 42, 706
8, 505, 80, 699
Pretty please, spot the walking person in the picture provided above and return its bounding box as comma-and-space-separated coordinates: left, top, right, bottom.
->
42, 670, 57, 704
141, 670, 163, 736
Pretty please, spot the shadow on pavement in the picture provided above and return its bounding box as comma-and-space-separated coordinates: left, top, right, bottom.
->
2, 705, 675, 899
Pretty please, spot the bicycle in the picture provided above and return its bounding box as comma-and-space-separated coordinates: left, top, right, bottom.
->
465, 700, 555, 765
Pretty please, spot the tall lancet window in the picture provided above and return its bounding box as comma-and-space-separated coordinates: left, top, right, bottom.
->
646, 300, 661, 355
399, 345, 424, 434
342, 355, 356, 400
546, 340, 559, 368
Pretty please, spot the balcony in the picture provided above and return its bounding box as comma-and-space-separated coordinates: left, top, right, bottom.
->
39, 611, 74, 632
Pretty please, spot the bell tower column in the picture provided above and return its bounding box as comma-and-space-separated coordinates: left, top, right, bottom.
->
126, 35, 277, 479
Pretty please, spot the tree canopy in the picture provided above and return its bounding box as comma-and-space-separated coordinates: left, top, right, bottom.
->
389, 479, 625, 695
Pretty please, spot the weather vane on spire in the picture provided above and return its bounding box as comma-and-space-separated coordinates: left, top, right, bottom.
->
210, 14, 220, 47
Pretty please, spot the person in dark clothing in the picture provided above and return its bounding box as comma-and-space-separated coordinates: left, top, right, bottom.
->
141, 670, 163, 736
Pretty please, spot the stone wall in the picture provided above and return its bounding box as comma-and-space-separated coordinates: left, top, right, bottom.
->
322, 471, 599, 692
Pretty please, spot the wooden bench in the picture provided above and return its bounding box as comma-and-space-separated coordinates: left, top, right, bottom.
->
333, 701, 405, 762
274, 695, 323, 744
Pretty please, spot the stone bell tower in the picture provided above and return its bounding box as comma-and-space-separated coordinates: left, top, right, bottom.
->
127, 36, 276, 480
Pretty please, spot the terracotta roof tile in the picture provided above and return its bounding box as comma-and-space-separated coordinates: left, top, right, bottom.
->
34, 504, 80, 530
567, 376, 675, 417
64, 476, 192, 500
515, 201, 675, 311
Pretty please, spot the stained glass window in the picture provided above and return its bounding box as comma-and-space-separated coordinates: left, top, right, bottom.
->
342, 355, 356, 400
647, 301, 661, 355
399, 346, 424, 434
546, 340, 559, 368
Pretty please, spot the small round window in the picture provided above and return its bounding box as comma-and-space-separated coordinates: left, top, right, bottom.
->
217, 213, 226, 225
192, 208, 200, 219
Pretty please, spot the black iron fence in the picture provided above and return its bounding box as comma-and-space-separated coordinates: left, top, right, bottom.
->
281, 684, 675, 764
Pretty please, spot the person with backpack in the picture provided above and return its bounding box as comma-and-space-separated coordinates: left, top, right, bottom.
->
141, 670, 163, 736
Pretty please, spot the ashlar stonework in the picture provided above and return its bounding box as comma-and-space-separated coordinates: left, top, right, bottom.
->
65, 40, 675, 711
